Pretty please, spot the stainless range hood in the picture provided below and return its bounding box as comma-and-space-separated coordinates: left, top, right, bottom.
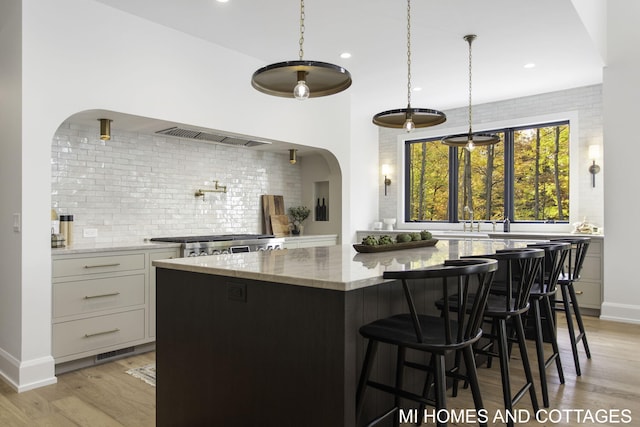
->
155, 127, 270, 148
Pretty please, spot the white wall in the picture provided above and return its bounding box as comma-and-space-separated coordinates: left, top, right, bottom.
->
601, 2, 640, 323
0, 0, 32, 388
3, 0, 364, 391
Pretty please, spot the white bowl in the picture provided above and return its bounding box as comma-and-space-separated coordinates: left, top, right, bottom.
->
382, 218, 396, 230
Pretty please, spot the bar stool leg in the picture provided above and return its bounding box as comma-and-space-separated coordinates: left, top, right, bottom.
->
560, 284, 582, 376
356, 340, 378, 422
568, 283, 592, 359
433, 354, 447, 427
496, 318, 515, 427
543, 295, 565, 384
462, 345, 489, 427
514, 314, 540, 414
531, 297, 550, 407
393, 346, 406, 427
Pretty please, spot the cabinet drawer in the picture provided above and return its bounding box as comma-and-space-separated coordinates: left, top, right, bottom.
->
53, 309, 145, 358
580, 256, 602, 281
53, 274, 145, 318
557, 281, 601, 309
53, 254, 145, 278
572, 281, 601, 309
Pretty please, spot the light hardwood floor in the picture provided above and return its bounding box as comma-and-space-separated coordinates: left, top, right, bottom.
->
0, 316, 638, 426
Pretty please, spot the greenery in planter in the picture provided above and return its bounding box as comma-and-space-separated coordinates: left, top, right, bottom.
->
288, 206, 311, 233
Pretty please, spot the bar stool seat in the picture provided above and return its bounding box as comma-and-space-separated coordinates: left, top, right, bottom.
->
355, 258, 498, 427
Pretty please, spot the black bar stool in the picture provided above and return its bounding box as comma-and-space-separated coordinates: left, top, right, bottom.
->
452, 248, 544, 427
355, 258, 498, 427
526, 241, 571, 407
551, 236, 592, 376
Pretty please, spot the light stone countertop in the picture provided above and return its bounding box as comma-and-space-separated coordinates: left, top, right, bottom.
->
51, 239, 180, 256
152, 238, 543, 292
51, 234, 339, 256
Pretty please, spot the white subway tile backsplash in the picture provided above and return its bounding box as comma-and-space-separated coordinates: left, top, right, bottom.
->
52, 123, 303, 245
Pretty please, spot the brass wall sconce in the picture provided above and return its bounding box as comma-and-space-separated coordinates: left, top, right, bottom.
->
382, 164, 392, 196
588, 144, 601, 187
99, 119, 112, 141
195, 181, 227, 200
289, 149, 297, 165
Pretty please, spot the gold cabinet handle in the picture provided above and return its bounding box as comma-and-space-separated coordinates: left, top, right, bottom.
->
84, 263, 121, 269
83, 292, 121, 300
84, 328, 120, 338
575, 290, 584, 295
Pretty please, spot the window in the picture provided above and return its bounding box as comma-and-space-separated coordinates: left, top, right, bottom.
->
405, 121, 570, 223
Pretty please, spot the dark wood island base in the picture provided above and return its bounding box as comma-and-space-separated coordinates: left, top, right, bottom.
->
156, 268, 367, 426
154, 241, 536, 426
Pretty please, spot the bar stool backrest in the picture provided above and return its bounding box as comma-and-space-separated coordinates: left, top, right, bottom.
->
483, 248, 545, 313
552, 237, 590, 282
527, 241, 571, 294
383, 258, 498, 347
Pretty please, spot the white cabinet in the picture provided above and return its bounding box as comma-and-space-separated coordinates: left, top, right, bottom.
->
570, 238, 603, 311
148, 250, 179, 338
284, 234, 338, 249
52, 247, 179, 367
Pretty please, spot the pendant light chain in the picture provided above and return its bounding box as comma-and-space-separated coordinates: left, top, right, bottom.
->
371, 0, 446, 129
298, 0, 305, 60
467, 35, 474, 135
406, 0, 412, 107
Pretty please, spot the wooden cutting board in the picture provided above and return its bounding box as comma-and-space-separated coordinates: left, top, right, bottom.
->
270, 214, 290, 237
262, 195, 285, 234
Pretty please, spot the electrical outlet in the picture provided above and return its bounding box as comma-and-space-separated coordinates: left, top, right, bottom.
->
83, 228, 98, 238
227, 283, 246, 302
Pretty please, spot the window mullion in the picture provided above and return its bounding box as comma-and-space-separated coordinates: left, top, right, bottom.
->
504, 130, 514, 221
449, 146, 458, 223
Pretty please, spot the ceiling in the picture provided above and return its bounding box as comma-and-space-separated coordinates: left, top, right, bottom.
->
81, 0, 605, 148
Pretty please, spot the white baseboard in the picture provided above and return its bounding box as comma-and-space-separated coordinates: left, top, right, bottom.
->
600, 301, 640, 325
0, 347, 57, 392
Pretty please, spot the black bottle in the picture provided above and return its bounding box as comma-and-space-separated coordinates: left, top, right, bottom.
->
321, 198, 327, 221
503, 218, 510, 232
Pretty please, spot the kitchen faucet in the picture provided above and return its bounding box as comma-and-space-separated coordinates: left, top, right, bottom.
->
463, 206, 480, 232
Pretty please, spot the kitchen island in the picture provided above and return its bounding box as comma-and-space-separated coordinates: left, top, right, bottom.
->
153, 238, 537, 427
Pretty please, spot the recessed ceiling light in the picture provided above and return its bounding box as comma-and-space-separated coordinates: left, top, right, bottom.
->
340, 52, 352, 59
524, 63, 536, 69
216, 0, 229, 3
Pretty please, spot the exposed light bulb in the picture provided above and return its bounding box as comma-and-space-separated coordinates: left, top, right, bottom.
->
294, 80, 310, 100
465, 138, 475, 152
404, 118, 415, 132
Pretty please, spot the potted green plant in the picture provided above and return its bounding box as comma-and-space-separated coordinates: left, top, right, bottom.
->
288, 206, 311, 235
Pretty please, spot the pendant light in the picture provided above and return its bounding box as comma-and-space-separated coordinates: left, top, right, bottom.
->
442, 34, 500, 151
251, 0, 352, 100
373, 0, 446, 131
